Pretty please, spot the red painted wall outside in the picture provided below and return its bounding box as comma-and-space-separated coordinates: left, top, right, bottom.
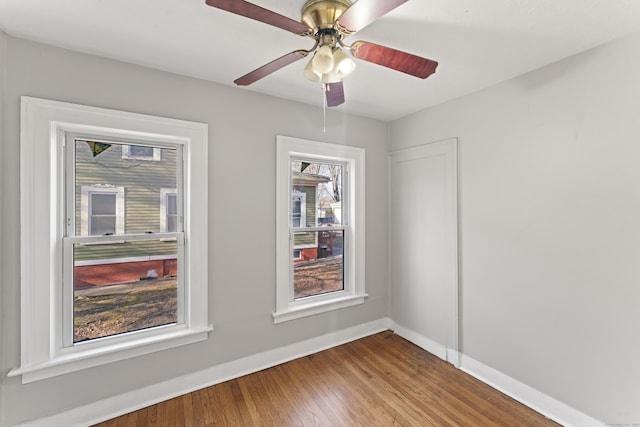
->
74, 259, 177, 289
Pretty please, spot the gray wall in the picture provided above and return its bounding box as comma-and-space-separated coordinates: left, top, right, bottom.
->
390, 31, 640, 423
4, 27, 640, 426
0, 29, 6, 426
0, 36, 389, 426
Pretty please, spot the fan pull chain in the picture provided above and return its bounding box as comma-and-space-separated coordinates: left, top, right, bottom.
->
322, 83, 327, 132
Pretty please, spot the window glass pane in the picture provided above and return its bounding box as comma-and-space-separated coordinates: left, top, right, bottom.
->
166, 194, 178, 232
291, 160, 343, 226
89, 193, 116, 235
91, 193, 116, 215
90, 216, 116, 236
73, 239, 178, 343
167, 194, 177, 215
128, 145, 154, 158
292, 198, 302, 228
293, 230, 344, 299
75, 140, 177, 234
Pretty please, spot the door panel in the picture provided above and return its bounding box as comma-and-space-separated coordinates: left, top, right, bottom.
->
390, 139, 458, 363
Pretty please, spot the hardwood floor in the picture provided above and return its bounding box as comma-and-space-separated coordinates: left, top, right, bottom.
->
95, 331, 559, 426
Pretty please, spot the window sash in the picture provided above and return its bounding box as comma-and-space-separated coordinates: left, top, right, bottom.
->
66, 135, 184, 238
288, 159, 348, 301
61, 232, 185, 348
62, 133, 186, 349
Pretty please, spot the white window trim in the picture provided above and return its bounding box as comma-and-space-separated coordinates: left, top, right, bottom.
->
160, 188, 178, 232
274, 135, 366, 324
10, 96, 211, 383
80, 185, 125, 236
121, 144, 162, 161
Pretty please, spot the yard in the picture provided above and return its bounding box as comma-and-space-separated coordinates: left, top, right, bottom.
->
73, 255, 343, 341
74, 277, 177, 342
293, 255, 344, 298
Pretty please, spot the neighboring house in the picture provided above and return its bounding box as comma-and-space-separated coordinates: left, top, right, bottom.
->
73, 141, 179, 288
292, 171, 332, 262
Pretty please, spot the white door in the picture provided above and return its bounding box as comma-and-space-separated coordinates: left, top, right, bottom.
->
389, 138, 458, 364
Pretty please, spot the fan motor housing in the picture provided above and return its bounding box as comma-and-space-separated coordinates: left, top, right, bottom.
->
301, 0, 351, 31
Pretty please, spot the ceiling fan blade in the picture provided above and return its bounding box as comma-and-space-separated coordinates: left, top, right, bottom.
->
351, 41, 438, 79
337, 0, 408, 33
326, 81, 345, 107
205, 0, 311, 35
234, 50, 308, 86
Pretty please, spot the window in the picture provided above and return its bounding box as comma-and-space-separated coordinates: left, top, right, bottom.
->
89, 192, 116, 234
11, 97, 210, 383
291, 190, 306, 228
67, 138, 182, 345
80, 185, 125, 236
122, 144, 161, 161
274, 135, 366, 323
160, 189, 178, 232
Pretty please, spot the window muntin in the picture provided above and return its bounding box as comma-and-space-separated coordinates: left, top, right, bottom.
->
274, 135, 366, 323
65, 137, 183, 346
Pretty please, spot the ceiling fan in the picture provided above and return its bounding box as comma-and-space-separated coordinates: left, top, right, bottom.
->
205, 0, 438, 107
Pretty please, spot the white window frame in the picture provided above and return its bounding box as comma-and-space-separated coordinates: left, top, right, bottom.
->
160, 188, 178, 232
80, 185, 125, 236
274, 135, 366, 323
121, 144, 161, 161
10, 97, 211, 383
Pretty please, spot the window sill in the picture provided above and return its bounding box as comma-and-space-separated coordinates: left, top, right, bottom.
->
8, 325, 213, 384
272, 293, 368, 324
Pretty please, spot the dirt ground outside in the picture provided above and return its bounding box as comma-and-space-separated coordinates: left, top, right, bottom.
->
73, 255, 344, 342
74, 277, 177, 342
294, 255, 344, 299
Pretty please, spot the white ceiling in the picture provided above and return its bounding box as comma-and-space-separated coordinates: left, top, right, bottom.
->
1, 0, 640, 121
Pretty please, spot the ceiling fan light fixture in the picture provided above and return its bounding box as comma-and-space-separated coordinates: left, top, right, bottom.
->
333, 48, 356, 78
303, 58, 322, 82
207, 0, 439, 109
322, 70, 341, 84
312, 45, 335, 74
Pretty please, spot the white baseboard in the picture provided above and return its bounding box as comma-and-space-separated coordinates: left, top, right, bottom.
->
389, 320, 448, 360
17, 318, 602, 427
389, 322, 602, 427
17, 318, 392, 427
460, 355, 602, 427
